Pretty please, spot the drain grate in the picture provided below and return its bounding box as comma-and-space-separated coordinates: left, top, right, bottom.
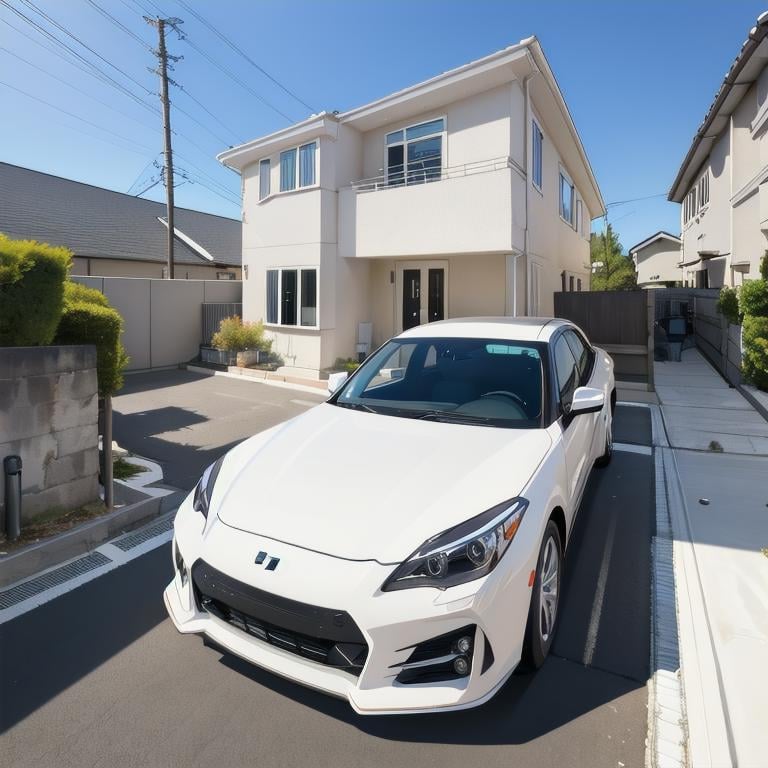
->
0, 551, 112, 611
112, 516, 173, 552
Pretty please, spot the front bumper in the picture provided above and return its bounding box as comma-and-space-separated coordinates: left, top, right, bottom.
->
164, 496, 536, 715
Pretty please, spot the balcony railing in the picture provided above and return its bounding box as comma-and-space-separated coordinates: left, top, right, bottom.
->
350, 156, 512, 193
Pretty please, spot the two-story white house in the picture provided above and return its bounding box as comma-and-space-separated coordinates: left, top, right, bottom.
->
628, 231, 682, 288
219, 37, 604, 375
669, 12, 768, 289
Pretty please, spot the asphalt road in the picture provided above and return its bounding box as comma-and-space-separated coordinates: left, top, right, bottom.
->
112, 370, 327, 490
1, 394, 654, 768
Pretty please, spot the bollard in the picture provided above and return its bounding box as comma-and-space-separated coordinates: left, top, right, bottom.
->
4, 455, 22, 542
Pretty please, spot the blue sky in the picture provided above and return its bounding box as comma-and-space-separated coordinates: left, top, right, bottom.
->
0, 0, 765, 251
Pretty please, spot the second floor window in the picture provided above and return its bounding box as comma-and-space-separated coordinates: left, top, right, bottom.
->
280, 149, 296, 192
299, 142, 316, 187
532, 120, 543, 189
385, 118, 444, 187
559, 170, 574, 225
259, 158, 270, 200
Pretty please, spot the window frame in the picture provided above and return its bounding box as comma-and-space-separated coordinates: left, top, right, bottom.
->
559, 166, 575, 227
260, 140, 318, 201
384, 116, 447, 187
264, 266, 320, 329
553, 333, 579, 412
532, 119, 543, 191
259, 158, 271, 201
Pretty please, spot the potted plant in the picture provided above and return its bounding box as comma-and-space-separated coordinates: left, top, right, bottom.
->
203, 316, 272, 367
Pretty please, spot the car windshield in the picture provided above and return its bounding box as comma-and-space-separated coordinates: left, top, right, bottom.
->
332, 337, 544, 428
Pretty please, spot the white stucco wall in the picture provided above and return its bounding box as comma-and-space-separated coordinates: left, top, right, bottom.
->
632, 239, 682, 286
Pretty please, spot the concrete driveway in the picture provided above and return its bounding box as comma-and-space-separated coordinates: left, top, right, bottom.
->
113, 369, 326, 490
1, 390, 655, 768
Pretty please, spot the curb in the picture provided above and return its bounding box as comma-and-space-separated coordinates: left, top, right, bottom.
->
0, 489, 185, 588
736, 383, 768, 423
186, 364, 329, 396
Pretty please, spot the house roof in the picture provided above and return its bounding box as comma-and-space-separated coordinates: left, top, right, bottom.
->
628, 231, 682, 254
669, 12, 768, 202
219, 38, 605, 217
0, 162, 242, 267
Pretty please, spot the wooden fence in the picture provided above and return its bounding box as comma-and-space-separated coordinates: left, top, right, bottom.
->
554, 290, 655, 391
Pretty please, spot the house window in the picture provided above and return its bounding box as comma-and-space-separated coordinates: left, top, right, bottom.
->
385, 118, 444, 186
299, 142, 316, 187
559, 170, 574, 226
217, 271, 236, 280
265, 267, 319, 327
532, 120, 543, 189
280, 149, 296, 192
577, 278, 582, 291
259, 158, 270, 200
699, 171, 709, 208
569, 275, 575, 292
684, 185, 698, 223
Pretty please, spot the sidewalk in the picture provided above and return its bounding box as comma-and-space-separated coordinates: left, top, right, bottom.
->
656, 348, 768, 767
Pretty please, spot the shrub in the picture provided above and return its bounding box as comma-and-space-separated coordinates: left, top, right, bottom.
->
0, 233, 71, 346
742, 315, 768, 391
760, 251, 768, 281
211, 316, 271, 352
63, 280, 108, 307
739, 279, 768, 318
55, 301, 129, 396
332, 357, 360, 373
716, 286, 740, 325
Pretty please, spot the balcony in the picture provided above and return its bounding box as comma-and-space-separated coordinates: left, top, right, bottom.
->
338, 157, 522, 259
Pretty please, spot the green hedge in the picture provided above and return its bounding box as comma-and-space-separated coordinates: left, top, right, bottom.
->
55, 301, 129, 396
742, 315, 768, 391
64, 280, 109, 307
0, 233, 71, 345
739, 279, 768, 317
717, 286, 740, 325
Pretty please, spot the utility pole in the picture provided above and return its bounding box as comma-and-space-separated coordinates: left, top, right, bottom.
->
146, 16, 183, 279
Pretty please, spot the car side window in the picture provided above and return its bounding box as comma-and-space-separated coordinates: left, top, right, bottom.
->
553, 335, 579, 410
564, 330, 590, 384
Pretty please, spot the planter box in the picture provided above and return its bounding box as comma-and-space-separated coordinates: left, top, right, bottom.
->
200, 346, 266, 367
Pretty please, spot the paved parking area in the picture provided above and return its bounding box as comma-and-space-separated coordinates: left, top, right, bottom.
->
1, 388, 655, 768
113, 369, 326, 490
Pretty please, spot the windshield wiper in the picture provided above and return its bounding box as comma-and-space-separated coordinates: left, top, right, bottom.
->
333, 401, 378, 414
416, 410, 493, 424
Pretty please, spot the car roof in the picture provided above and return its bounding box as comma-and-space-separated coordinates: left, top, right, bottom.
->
396, 317, 574, 343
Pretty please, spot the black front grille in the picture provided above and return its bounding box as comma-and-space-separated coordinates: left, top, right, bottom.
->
191, 559, 368, 675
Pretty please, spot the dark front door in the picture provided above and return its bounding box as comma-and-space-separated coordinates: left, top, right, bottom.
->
402, 269, 421, 330
428, 268, 444, 322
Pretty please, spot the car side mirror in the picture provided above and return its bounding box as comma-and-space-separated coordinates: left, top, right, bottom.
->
327, 371, 349, 394
569, 386, 605, 416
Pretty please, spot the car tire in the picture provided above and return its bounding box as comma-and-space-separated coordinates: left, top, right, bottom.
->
521, 520, 562, 670
595, 416, 613, 467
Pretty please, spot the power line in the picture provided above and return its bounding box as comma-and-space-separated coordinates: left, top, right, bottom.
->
17, 0, 156, 98
171, 97, 235, 148
83, 0, 153, 50
0, 46, 158, 133
0, 78, 156, 154
175, 0, 315, 114
181, 35, 295, 122
173, 85, 244, 144
606, 193, 667, 207
0, 1, 160, 116
127, 154, 161, 193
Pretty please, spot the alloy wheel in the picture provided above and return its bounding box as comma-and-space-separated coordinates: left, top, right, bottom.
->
539, 536, 559, 643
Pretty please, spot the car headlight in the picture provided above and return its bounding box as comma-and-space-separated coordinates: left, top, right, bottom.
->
192, 456, 225, 519
381, 498, 528, 591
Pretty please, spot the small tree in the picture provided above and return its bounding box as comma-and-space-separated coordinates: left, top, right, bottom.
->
211, 316, 271, 352
0, 233, 71, 345
590, 225, 637, 290
716, 286, 740, 325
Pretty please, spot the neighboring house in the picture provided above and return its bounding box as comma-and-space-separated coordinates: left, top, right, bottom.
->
669, 12, 768, 288
629, 231, 682, 287
0, 162, 242, 279
218, 38, 604, 374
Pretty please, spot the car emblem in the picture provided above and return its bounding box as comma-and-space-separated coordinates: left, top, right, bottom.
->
255, 551, 280, 571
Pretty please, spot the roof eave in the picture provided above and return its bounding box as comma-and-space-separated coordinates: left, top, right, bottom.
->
669, 13, 768, 202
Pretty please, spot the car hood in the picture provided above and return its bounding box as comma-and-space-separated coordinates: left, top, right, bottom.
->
215, 404, 552, 564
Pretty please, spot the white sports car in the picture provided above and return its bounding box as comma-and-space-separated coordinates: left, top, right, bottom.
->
164, 317, 615, 715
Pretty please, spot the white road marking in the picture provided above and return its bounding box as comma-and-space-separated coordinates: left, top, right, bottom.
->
583, 510, 617, 667
613, 442, 653, 456
0, 527, 172, 625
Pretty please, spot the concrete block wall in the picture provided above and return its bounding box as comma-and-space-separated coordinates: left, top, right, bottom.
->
0, 346, 99, 525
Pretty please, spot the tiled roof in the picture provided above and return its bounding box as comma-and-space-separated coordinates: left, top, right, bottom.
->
0, 162, 241, 266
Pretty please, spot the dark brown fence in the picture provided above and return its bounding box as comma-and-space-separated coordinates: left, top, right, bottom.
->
202, 302, 242, 344
554, 290, 655, 390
